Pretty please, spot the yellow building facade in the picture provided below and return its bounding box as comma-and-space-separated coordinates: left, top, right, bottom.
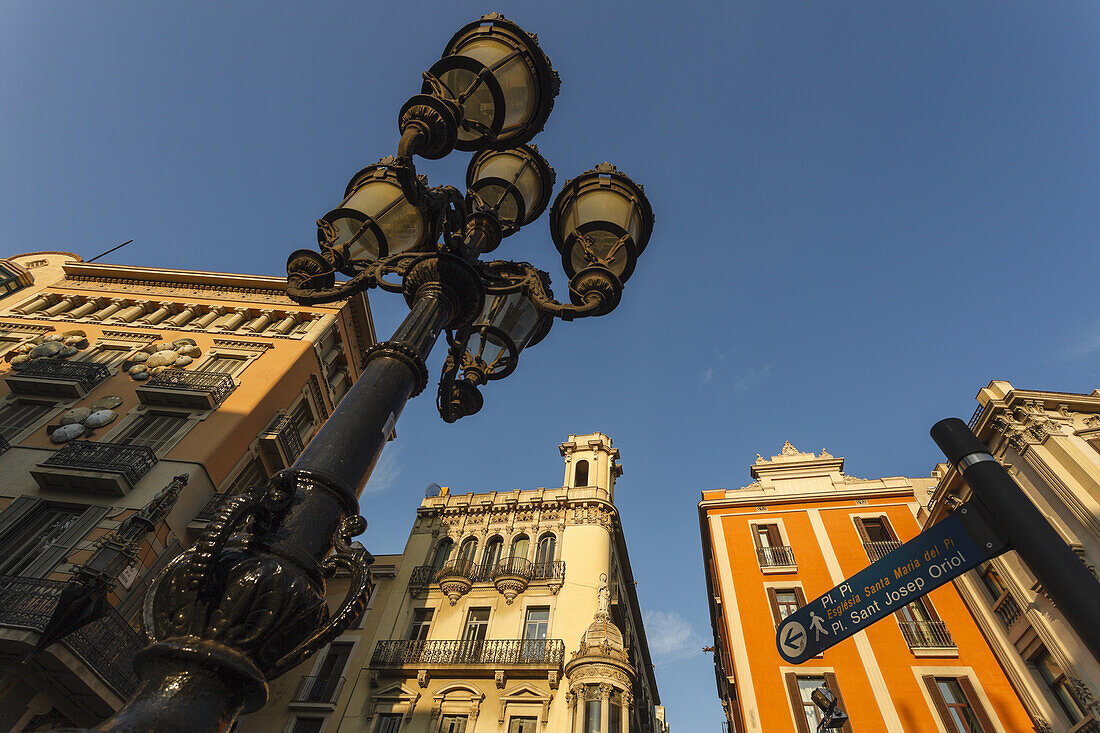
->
236, 432, 668, 733
700, 443, 1032, 733
924, 381, 1100, 732
0, 251, 375, 730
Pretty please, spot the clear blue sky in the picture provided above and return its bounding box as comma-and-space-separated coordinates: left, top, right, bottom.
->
4, 2, 1100, 728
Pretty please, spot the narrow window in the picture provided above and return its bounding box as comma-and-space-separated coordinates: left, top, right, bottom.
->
609, 690, 622, 733
510, 534, 530, 564
1028, 649, 1085, 725
583, 685, 601, 733
460, 608, 490, 663
376, 714, 403, 733
924, 676, 995, 733
752, 523, 791, 566
481, 536, 503, 576
112, 412, 188, 453
855, 516, 899, 562
289, 718, 325, 733
0, 400, 55, 441
441, 716, 468, 733
535, 533, 556, 577
0, 503, 83, 576
429, 539, 453, 574
198, 353, 249, 376
80, 345, 132, 366
302, 641, 352, 703
226, 456, 267, 495
767, 587, 807, 625
574, 459, 589, 486
784, 673, 850, 733
407, 608, 434, 642
290, 398, 315, 443
524, 607, 550, 639
457, 537, 478, 572
508, 717, 538, 733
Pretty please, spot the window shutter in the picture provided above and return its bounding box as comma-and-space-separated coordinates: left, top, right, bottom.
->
880, 515, 896, 541
958, 677, 995, 733
25, 504, 110, 578
766, 588, 781, 626
794, 587, 808, 607
784, 673, 811, 733
0, 496, 41, 538
766, 524, 782, 547
823, 672, 853, 733
923, 675, 953, 729
853, 517, 870, 542
750, 525, 763, 549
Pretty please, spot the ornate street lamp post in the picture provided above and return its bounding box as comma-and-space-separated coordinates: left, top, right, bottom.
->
71, 14, 652, 732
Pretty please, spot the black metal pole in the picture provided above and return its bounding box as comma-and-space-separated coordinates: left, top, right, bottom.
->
931, 417, 1100, 662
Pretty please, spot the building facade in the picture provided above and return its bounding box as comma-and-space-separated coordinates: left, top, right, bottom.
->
0, 251, 375, 730
238, 432, 667, 733
700, 443, 1032, 733
923, 381, 1100, 732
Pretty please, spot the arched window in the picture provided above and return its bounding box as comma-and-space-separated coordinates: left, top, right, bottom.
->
481, 536, 504, 575
510, 534, 530, 561
429, 538, 452, 574
574, 460, 589, 486
457, 537, 478, 571
535, 533, 556, 576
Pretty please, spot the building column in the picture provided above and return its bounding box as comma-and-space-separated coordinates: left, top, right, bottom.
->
599, 683, 612, 733
43, 295, 80, 316
191, 307, 224, 329
167, 304, 198, 327
110, 301, 149, 323
245, 309, 274, 333
213, 309, 248, 331
89, 301, 123, 321
66, 298, 101, 319
14, 295, 50, 314
140, 302, 173, 325
620, 691, 632, 733
273, 313, 298, 334
574, 687, 586, 733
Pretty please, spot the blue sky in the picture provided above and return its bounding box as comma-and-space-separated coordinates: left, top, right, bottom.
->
4, 2, 1100, 728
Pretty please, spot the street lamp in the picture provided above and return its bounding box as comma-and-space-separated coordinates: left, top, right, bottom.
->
811, 686, 850, 730
79, 13, 652, 733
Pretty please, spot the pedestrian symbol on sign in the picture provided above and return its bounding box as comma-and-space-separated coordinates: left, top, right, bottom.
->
810, 611, 828, 641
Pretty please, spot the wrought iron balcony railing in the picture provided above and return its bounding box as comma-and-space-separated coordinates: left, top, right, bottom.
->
292, 674, 346, 704
0, 575, 141, 698
0, 433, 9, 455
137, 370, 236, 408
371, 638, 565, 669
409, 559, 567, 588
5, 359, 111, 397
756, 545, 797, 568
493, 556, 533, 579
262, 409, 305, 465
39, 440, 158, 491
991, 592, 1023, 630
863, 540, 902, 562
898, 619, 956, 650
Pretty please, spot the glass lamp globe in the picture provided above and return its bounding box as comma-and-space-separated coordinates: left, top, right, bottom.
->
466, 144, 554, 235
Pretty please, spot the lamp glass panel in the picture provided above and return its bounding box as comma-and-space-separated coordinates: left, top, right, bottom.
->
475, 153, 541, 215
461, 38, 536, 129
437, 67, 498, 143
344, 181, 425, 255
328, 213, 381, 262
572, 188, 641, 243
469, 292, 541, 368
568, 229, 630, 278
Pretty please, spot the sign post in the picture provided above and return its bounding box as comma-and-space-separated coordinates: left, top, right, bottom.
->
777, 511, 996, 663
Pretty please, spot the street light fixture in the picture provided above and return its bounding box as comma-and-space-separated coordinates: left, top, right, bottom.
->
79, 13, 652, 733
811, 686, 850, 730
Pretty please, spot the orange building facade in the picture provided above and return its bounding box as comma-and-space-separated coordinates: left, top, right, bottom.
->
700, 443, 1033, 733
0, 251, 375, 730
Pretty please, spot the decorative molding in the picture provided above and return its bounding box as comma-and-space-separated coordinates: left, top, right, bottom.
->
101, 330, 160, 342
0, 322, 53, 334
211, 338, 275, 353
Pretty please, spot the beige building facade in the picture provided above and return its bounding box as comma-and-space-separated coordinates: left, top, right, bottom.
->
923, 381, 1100, 732
237, 432, 667, 733
0, 251, 375, 730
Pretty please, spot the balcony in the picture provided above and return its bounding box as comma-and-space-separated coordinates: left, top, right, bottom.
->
32, 441, 158, 495
292, 674, 346, 705
136, 370, 236, 409
493, 556, 533, 604
409, 559, 567, 597
5, 359, 110, 399
756, 545, 797, 570
991, 592, 1023, 630
0, 575, 140, 699
863, 540, 902, 562
371, 638, 565, 672
258, 410, 305, 471
898, 620, 956, 650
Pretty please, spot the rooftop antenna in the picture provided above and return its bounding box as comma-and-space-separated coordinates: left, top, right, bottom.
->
86, 239, 134, 263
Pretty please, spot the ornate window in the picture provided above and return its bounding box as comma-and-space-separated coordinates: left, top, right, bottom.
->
511, 534, 530, 560
482, 536, 504, 574
535, 533, 556, 572
1027, 649, 1086, 725
429, 539, 453, 574
457, 537, 479, 568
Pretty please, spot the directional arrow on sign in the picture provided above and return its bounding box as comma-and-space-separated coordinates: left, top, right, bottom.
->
782, 621, 806, 656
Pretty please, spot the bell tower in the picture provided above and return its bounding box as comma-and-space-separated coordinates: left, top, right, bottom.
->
560, 432, 622, 500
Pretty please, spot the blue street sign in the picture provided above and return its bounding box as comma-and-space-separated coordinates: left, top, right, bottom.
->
776, 514, 988, 663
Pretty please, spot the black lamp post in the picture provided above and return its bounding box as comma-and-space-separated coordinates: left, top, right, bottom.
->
70, 13, 652, 733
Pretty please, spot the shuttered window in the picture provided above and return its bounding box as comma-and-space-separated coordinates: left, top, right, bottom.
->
0, 400, 55, 441
112, 412, 188, 452
198, 354, 249, 376
290, 398, 315, 443
923, 676, 994, 733
81, 345, 132, 365
784, 672, 852, 733
767, 587, 808, 626
0, 497, 108, 578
